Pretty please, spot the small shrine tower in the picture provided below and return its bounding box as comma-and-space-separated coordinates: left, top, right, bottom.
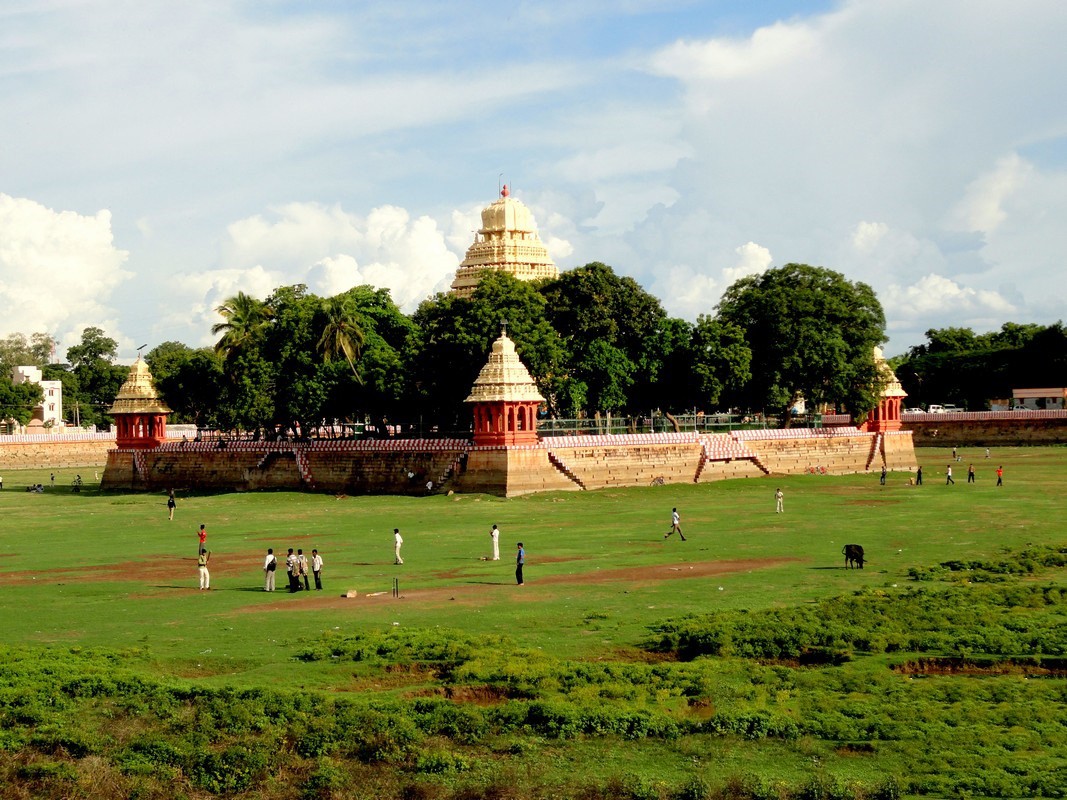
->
863, 347, 907, 433
108, 358, 172, 449
465, 325, 544, 446
450, 185, 559, 298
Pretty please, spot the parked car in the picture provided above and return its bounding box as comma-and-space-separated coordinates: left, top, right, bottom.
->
927, 405, 945, 413
904, 407, 925, 414
942, 404, 966, 413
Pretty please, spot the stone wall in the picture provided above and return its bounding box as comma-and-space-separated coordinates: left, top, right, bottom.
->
102, 440, 469, 494
99, 429, 917, 497
0, 439, 114, 470
905, 416, 1067, 446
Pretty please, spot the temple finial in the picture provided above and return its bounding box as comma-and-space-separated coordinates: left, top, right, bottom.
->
501, 183, 509, 198
500, 319, 508, 337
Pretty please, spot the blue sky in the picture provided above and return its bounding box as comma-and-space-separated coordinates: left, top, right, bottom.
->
1, 0, 1064, 360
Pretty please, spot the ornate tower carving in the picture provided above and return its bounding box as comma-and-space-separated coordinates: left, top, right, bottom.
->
465, 326, 544, 446
108, 358, 172, 449
450, 185, 559, 297
863, 347, 907, 433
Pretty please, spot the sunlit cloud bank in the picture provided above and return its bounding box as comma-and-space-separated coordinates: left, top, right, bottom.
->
0, 194, 131, 353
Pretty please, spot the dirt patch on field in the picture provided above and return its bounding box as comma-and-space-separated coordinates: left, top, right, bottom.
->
893, 657, 1067, 677
229, 557, 800, 614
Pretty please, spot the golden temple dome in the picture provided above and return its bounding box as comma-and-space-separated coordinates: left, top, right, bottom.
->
464, 329, 545, 404
450, 185, 559, 298
108, 358, 173, 415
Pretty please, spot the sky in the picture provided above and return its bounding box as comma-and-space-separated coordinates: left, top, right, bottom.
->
2, 0, 1065, 361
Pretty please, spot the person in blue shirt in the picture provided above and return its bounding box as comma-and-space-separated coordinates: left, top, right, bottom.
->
516, 542, 525, 586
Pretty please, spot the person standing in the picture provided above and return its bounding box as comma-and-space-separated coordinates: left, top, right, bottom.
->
916, 466, 923, 486
946, 465, 954, 485
665, 508, 686, 540
996, 465, 1004, 487
490, 524, 500, 560
394, 529, 404, 565
516, 542, 525, 586
167, 490, 176, 521
775, 488, 784, 514
985, 448, 990, 459
0, 475, 4, 490
50, 473, 55, 488
880, 465, 887, 485
197, 548, 211, 590
197, 524, 207, 558
311, 549, 323, 590
263, 548, 277, 592
297, 549, 311, 591
286, 548, 300, 592
967, 464, 976, 483
952, 445, 958, 461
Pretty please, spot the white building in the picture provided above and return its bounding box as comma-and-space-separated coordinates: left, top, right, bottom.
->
11, 366, 64, 431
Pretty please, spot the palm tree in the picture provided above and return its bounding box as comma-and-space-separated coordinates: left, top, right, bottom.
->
317, 295, 365, 380
211, 292, 273, 360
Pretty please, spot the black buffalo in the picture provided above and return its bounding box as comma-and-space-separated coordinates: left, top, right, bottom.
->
842, 544, 865, 569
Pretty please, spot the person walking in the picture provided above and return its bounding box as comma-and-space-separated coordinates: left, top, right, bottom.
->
996, 465, 1004, 487
393, 529, 404, 565
880, 465, 887, 485
297, 549, 311, 591
263, 548, 277, 592
967, 464, 976, 483
516, 542, 525, 586
286, 548, 300, 592
197, 548, 211, 590
167, 490, 176, 521
311, 549, 323, 590
946, 465, 955, 485
490, 524, 500, 560
665, 508, 686, 540
916, 466, 923, 485
775, 488, 784, 514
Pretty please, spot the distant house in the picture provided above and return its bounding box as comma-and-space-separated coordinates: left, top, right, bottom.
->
1011, 388, 1067, 410
10, 366, 64, 431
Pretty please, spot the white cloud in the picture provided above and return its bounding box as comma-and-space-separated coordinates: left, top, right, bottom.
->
722, 241, 773, 285
650, 20, 819, 81
216, 202, 460, 313
0, 194, 130, 350
949, 154, 1034, 234
883, 273, 1015, 320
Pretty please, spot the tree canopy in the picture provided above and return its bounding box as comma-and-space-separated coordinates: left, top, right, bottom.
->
715, 264, 886, 419
3, 259, 932, 433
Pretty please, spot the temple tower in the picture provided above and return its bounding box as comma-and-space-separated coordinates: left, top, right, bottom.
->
863, 347, 907, 433
108, 358, 172, 449
450, 185, 559, 298
465, 326, 544, 446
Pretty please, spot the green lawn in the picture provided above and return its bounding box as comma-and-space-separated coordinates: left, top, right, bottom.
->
1, 445, 1063, 798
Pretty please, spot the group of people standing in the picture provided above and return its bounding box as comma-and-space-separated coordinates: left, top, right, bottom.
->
263, 547, 323, 593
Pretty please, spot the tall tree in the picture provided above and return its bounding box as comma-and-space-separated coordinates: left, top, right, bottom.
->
411, 272, 565, 427
540, 262, 668, 414
65, 327, 125, 428
715, 264, 886, 419
0, 374, 43, 426
317, 294, 365, 378
688, 316, 752, 409
211, 292, 274, 361
146, 342, 226, 427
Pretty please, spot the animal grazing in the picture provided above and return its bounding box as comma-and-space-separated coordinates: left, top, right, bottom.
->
842, 544, 865, 569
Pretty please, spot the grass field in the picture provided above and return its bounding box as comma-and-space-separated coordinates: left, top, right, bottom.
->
2, 446, 1065, 799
